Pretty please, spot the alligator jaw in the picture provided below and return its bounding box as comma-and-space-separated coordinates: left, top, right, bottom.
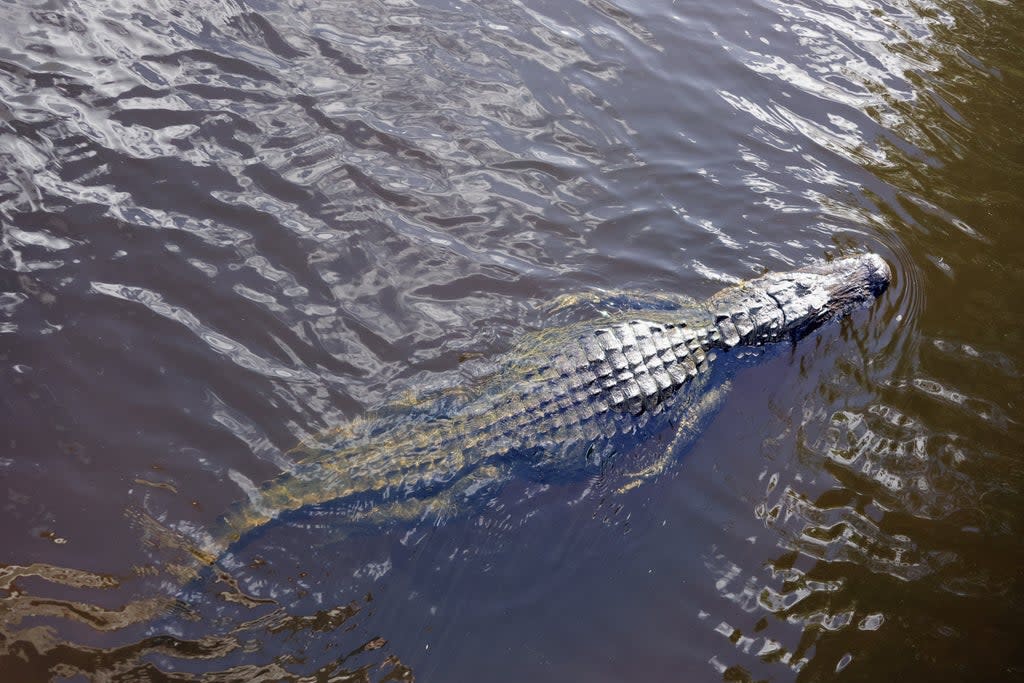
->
707, 253, 890, 347
758, 253, 890, 341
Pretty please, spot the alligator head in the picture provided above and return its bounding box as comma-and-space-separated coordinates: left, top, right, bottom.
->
706, 253, 891, 347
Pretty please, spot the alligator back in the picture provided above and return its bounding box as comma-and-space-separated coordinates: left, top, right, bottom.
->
204, 309, 720, 558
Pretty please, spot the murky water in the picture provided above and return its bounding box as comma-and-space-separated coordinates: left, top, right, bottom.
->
1, 0, 1022, 680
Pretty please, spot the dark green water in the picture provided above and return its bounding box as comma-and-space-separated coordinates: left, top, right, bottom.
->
1, 0, 1021, 680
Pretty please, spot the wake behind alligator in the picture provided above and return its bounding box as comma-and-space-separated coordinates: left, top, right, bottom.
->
175, 254, 889, 570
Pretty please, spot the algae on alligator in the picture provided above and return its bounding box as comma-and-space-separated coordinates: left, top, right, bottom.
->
139, 253, 890, 584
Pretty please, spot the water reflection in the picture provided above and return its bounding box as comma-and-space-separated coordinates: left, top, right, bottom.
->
698, 0, 1024, 676
0, 561, 410, 681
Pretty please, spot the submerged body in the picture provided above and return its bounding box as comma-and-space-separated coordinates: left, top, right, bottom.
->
201, 254, 890, 560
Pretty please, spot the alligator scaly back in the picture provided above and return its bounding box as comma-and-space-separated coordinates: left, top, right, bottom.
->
193, 254, 890, 565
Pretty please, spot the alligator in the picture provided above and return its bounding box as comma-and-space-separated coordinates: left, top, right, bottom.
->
185, 253, 889, 565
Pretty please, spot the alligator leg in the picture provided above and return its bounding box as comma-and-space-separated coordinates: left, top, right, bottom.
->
545, 289, 702, 317
617, 380, 732, 493
276, 463, 514, 552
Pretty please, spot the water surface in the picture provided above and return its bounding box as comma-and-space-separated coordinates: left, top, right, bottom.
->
1, 0, 1022, 680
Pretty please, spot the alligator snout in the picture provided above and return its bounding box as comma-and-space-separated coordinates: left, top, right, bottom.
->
711, 252, 890, 344
862, 252, 892, 298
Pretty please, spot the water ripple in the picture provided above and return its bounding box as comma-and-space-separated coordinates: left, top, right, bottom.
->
90, 280, 318, 383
